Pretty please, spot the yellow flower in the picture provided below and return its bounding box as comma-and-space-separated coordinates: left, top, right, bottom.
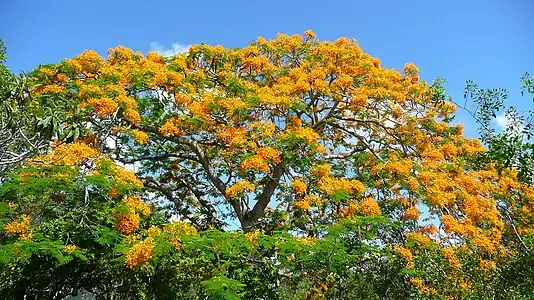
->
240, 156, 270, 173
407, 177, 420, 191
295, 236, 318, 246
4, 215, 31, 235
125, 237, 155, 268
311, 164, 331, 178
164, 220, 198, 236
129, 129, 149, 145
160, 117, 183, 137
292, 178, 307, 195
443, 247, 461, 268
294, 199, 311, 210
123, 195, 151, 215
20, 232, 33, 241
395, 246, 413, 261
403, 62, 419, 74
245, 229, 261, 247
116, 210, 141, 235
62, 245, 77, 253
148, 226, 162, 237
479, 258, 496, 273
403, 207, 420, 220
360, 198, 381, 216
406, 232, 431, 245
34, 142, 99, 166
317, 177, 364, 196
226, 180, 255, 199
304, 29, 316, 40
124, 108, 141, 124
83, 97, 118, 117
257, 147, 281, 163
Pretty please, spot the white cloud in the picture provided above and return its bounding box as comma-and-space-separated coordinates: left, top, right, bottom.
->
149, 42, 191, 57
495, 113, 507, 130
494, 112, 524, 135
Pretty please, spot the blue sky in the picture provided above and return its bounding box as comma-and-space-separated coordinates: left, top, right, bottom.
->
1, 0, 533, 137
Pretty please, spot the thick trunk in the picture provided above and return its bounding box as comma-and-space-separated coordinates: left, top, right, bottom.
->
240, 163, 284, 231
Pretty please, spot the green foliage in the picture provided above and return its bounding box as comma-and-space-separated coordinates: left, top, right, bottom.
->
202, 276, 246, 300
464, 73, 534, 183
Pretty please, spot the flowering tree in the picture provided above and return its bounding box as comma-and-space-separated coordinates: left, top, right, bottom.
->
1, 32, 533, 299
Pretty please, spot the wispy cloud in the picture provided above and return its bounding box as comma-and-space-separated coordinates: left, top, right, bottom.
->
494, 112, 525, 135
495, 113, 507, 130
149, 42, 191, 57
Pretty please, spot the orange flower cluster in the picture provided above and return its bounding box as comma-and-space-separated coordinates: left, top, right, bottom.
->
317, 177, 364, 197
225, 180, 255, 199
256, 147, 280, 163
116, 210, 141, 235
62, 244, 77, 253
128, 129, 149, 145
240, 155, 271, 173
394, 245, 413, 261
125, 237, 154, 268
295, 195, 323, 211
406, 232, 431, 246
292, 178, 307, 195
82, 97, 118, 116
161, 221, 197, 248
163, 221, 198, 236
160, 117, 184, 137
102, 159, 143, 193
403, 207, 421, 220
4, 215, 32, 237
123, 195, 151, 216
294, 200, 311, 210
340, 202, 359, 218
249, 121, 276, 139
240, 147, 281, 173
443, 247, 461, 268
148, 225, 162, 236
116, 195, 151, 235
311, 164, 331, 178
217, 126, 248, 149
34, 142, 99, 166
360, 198, 382, 216
409, 277, 438, 296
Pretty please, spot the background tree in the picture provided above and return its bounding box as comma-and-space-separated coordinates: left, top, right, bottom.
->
0, 40, 82, 177
463, 73, 534, 184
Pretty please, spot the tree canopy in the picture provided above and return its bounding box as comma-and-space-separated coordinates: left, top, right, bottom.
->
1, 32, 533, 299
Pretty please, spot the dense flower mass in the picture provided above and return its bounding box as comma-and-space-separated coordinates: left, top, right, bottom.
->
116, 210, 141, 235
33, 142, 99, 165
4, 215, 31, 236
292, 178, 307, 195
123, 195, 151, 216
125, 237, 155, 268
226, 180, 255, 199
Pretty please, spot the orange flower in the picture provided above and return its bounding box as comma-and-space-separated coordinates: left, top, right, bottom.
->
4, 214, 31, 235
226, 180, 255, 199
360, 198, 381, 216
403, 207, 420, 220
293, 178, 307, 195
395, 246, 413, 261
116, 210, 141, 234
125, 237, 155, 268
83, 97, 118, 116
